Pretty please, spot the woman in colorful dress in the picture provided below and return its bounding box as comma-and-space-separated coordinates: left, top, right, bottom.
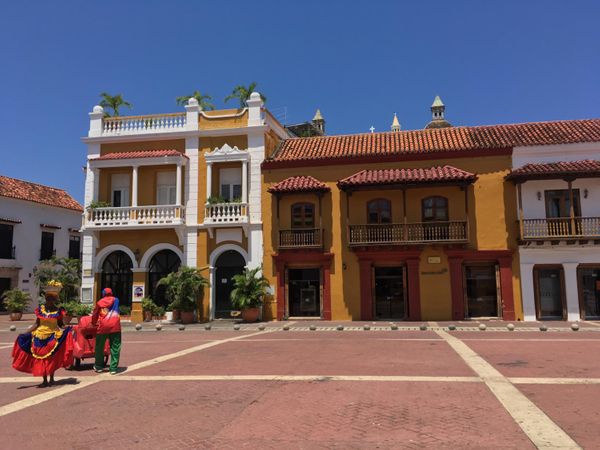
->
12, 287, 74, 387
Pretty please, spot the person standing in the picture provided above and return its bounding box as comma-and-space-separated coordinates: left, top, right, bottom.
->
12, 288, 74, 387
92, 288, 121, 375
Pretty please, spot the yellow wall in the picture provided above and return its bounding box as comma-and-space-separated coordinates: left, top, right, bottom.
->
97, 229, 181, 262
199, 110, 248, 130
262, 155, 523, 321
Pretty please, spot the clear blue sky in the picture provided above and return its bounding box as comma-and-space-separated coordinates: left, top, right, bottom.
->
1, 0, 599, 202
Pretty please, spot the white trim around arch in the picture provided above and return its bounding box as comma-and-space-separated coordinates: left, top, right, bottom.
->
139, 243, 184, 269
94, 244, 139, 272
208, 244, 248, 320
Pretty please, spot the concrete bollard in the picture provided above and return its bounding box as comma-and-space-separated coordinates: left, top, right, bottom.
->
571, 323, 580, 331
506, 323, 515, 331
135, 323, 142, 331
479, 324, 487, 331
155, 323, 162, 331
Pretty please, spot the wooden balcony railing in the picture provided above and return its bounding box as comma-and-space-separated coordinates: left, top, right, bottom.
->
348, 221, 468, 246
279, 228, 323, 249
102, 113, 187, 136
521, 217, 600, 240
85, 205, 185, 228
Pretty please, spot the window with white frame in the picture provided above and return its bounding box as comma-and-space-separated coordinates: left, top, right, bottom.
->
111, 173, 130, 207
156, 171, 177, 205
219, 168, 242, 202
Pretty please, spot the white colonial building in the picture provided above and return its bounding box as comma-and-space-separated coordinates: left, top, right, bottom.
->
0, 176, 83, 310
508, 142, 600, 321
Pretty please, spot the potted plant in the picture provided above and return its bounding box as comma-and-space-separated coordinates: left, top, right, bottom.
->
141, 297, 156, 322
230, 266, 270, 323
119, 305, 131, 318
59, 300, 80, 324
74, 303, 92, 320
1, 288, 31, 321
158, 267, 209, 324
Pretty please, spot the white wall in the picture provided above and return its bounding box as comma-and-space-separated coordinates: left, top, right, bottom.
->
513, 142, 600, 167
520, 179, 600, 219
0, 197, 82, 305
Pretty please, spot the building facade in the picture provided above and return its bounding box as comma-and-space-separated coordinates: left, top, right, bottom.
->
0, 176, 82, 310
80, 93, 600, 322
508, 140, 600, 321
80, 94, 288, 322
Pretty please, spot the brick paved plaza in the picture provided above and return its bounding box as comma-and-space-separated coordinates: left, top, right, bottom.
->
1, 318, 600, 449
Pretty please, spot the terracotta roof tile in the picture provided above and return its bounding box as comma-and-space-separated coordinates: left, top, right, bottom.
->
268, 175, 330, 194
506, 160, 600, 181
338, 166, 477, 188
93, 149, 186, 160
269, 119, 600, 165
0, 175, 83, 212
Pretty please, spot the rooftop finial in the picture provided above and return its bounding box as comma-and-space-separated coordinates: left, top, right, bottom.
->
391, 113, 401, 132
312, 109, 325, 134
425, 95, 452, 129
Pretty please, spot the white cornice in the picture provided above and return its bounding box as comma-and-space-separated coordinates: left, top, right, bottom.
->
205, 144, 249, 163
88, 155, 187, 167
199, 108, 248, 118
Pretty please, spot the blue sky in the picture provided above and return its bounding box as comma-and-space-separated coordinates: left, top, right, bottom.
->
1, 0, 599, 202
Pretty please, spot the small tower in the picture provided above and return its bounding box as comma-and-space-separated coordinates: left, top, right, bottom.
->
312, 109, 325, 134
391, 113, 401, 132
425, 95, 452, 129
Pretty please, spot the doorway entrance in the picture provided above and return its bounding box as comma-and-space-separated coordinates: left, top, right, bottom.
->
100, 251, 133, 307
148, 250, 181, 308
288, 268, 321, 317
0, 277, 10, 312
373, 266, 406, 320
534, 266, 566, 320
464, 264, 500, 318
578, 266, 600, 320
214, 250, 245, 319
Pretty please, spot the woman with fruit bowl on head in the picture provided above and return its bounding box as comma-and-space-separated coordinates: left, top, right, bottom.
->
11, 280, 74, 387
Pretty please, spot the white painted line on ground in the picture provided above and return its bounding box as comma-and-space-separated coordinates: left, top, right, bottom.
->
585, 321, 600, 327
125, 340, 218, 344
510, 377, 600, 385
435, 329, 581, 450
103, 374, 482, 382
0, 379, 100, 417
459, 338, 600, 342
0, 344, 13, 350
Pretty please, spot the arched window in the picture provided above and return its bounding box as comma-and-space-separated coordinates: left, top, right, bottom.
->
422, 196, 448, 222
100, 251, 133, 307
367, 199, 392, 224
148, 250, 181, 308
291, 203, 315, 228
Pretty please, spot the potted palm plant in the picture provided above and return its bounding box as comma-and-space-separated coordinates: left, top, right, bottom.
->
2, 288, 32, 321
59, 300, 80, 324
158, 267, 209, 324
230, 266, 270, 323
141, 297, 157, 322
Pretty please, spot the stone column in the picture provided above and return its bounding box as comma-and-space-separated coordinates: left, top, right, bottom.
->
242, 160, 248, 204
520, 262, 537, 321
176, 163, 182, 205
563, 262, 581, 321
131, 166, 139, 207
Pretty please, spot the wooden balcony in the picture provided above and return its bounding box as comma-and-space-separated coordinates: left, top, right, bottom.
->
278, 228, 323, 249
521, 217, 600, 240
348, 221, 468, 246
84, 205, 185, 229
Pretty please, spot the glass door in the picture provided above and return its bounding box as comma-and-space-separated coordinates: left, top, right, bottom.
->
578, 266, 600, 319
288, 268, 321, 317
464, 264, 500, 318
373, 267, 405, 320
534, 266, 566, 320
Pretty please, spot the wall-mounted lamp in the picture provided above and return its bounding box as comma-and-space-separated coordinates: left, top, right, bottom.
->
536, 191, 542, 201
584, 188, 589, 199
134, 248, 141, 260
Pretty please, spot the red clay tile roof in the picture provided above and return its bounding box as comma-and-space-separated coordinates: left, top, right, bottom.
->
0, 175, 83, 212
338, 166, 477, 189
93, 149, 187, 160
506, 160, 600, 181
268, 119, 600, 165
268, 175, 330, 193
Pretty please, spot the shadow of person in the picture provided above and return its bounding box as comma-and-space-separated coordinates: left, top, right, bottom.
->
17, 377, 80, 390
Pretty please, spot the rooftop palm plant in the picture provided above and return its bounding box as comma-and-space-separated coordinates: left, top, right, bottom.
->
176, 90, 215, 110
224, 82, 266, 108
99, 92, 133, 117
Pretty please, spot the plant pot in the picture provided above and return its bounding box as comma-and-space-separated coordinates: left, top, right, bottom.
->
180, 311, 195, 324
172, 310, 181, 321
143, 310, 153, 322
241, 307, 260, 323
165, 311, 174, 322
9, 312, 22, 321
63, 315, 73, 325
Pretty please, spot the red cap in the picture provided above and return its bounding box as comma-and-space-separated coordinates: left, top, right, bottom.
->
102, 287, 113, 297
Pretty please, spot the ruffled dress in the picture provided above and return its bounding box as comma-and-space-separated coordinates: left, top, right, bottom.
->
12, 306, 74, 376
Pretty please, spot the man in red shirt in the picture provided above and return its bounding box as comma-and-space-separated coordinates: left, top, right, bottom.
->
92, 288, 122, 374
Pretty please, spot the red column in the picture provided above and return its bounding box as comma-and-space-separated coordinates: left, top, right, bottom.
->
498, 256, 516, 321
322, 264, 332, 320
359, 259, 373, 320
405, 258, 421, 321
275, 260, 286, 321
448, 256, 465, 320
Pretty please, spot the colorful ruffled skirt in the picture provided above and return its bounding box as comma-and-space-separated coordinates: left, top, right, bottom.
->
12, 327, 74, 376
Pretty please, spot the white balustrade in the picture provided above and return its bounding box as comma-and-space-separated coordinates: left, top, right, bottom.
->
85, 205, 185, 228
204, 203, 248, 224
102, 113, 187, 136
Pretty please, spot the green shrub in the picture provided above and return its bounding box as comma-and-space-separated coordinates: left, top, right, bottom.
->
119, 305, 131, 316
1, 289, 31, 313
230, 266, 270, 310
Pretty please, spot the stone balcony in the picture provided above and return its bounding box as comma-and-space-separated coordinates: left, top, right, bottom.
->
84, 205, 185, 230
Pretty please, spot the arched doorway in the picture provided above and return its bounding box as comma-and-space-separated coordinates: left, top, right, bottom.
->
100, 250, 133, 307
148, 250, 181, 308
214, 250, 246, 319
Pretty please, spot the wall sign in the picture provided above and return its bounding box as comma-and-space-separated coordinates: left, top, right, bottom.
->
428, 256, 442, 264
133, 283, 145, 302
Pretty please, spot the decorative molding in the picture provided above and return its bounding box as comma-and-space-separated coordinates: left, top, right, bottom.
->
94, 244, 139, 271
139, 243, 184, 269
89, 155, 187, 169
200, 108, 248, 118
204, 143, 249, 163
